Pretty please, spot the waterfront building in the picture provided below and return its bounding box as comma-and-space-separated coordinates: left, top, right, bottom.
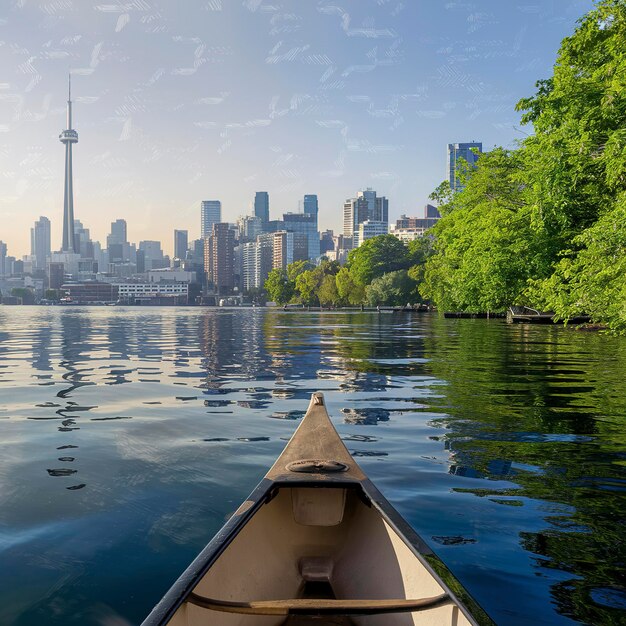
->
174, 229, 188, 260
147, 268, 195, 283
115, 280, 189, 301
205, 223, 235, 293
254, 192, 270, 228
272, 231, 308, 270
447, 142, 482, 193
356, 220, 389, 247
61, 281, 119, 304
59, 75, 79, 253
30, 217, 51, 271
201, 201, 222, 238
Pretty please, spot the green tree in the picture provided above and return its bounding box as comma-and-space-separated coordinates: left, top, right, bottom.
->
11, 287, 35, 305
294, 260, 341, 306
335, 266, 365, 305
514, 0, 626, 323
420, 148, 533, 312
528, 196, 626, 332
287, 260, 312, 282
44, 289, 60, 301
347, 235, 412, 286
365, 270, 417, 307
318, 274, 340, 306
264, 268, 294, 305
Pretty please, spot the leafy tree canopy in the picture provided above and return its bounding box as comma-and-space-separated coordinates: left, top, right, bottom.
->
365, 270, 417, 307
264, 268, 294, 305
347, 235, 411, 286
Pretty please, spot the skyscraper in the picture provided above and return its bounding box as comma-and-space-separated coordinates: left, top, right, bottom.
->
107, 219, 127, 246
201, 201, 222, 238
447, 142, 482, 192
303, 194, 318, 220
30, 216, 51, 270
0, 241, 7, 277
272, 231, 308, 269
283, 212, 320, 261
254, 192, 269, 226
205, 223, 235, 293
174, 229, 188, 260
343, 188, 388, 247
59, 75, 79, 252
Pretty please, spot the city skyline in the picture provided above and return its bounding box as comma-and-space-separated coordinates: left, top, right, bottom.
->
0, 1, 593, 257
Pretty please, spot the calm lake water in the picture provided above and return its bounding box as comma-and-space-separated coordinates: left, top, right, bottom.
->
0, 307, 624, 626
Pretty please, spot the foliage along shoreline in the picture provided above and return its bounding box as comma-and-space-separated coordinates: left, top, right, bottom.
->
267, 0, 626, 334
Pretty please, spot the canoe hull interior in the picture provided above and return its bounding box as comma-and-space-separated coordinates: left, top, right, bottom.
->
162, 485, 473, 626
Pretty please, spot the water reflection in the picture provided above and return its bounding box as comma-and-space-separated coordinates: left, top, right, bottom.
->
0, 309, 624, 625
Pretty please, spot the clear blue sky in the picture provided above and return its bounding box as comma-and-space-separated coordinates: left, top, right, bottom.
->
0, 0, 594, 257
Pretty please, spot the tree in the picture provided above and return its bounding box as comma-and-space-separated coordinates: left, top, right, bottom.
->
514, 0, 626, 322
365, 270, 417, 307
294, 260, 341, 306
420, 148, 533, 312
318, 274, 340, 306
11, 287, 35, 304
347, 235, 411, 286
264, 268, 294, 305
335, 266, 365, 305
287, 260, 312, 282
528, 196, 626, 332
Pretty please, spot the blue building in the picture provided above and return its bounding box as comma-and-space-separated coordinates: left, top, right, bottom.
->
447, 142, 482, 192
254, 192, 270, 227
201, 201, 221, 238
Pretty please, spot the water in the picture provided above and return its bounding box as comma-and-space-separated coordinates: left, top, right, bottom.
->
0, 307, 624, 626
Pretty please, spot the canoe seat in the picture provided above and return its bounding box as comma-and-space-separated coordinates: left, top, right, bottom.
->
187, 592, 451, 615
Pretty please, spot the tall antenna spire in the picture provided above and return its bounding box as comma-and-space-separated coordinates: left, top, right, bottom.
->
60, 74, 78, 253
66, 72, 72, 130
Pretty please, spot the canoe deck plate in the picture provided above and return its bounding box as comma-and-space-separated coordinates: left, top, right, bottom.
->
287, 459, 348, 473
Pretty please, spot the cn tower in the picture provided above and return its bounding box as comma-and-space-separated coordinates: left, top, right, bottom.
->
59, 74, 78, 252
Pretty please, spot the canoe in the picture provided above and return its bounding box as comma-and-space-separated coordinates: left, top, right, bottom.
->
142, 392, 489, 626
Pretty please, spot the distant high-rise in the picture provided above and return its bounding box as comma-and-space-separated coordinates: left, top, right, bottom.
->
447, 142, 482, 193
139, 240, 164, 271
0, 241, 7, 276
254, 192, 270, 226
201, 201, 222, 238
343, 188, 388, 247
205, 223, 235, 293
283, 212, 320, 261
74, 220, 94, 259
108, 219, 127, 246
303, 194, 318, 220
272, 231, 308, 270
59, 75, 79, 252
174, 229, 188, 260
31, 216, 51, 270
238, 215, 262, 243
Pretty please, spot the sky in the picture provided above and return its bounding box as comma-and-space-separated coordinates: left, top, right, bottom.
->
0, 0, 595, 258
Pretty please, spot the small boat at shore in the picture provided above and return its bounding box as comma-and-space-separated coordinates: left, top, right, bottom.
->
142, 393, 489, 626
